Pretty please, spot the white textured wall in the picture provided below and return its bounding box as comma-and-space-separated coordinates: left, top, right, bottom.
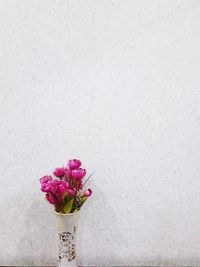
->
0, 0, 200, 266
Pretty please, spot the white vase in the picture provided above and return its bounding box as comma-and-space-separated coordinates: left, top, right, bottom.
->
55, 211, 80, 267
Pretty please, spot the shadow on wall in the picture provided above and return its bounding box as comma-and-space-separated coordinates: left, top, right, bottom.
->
77, 182, 129, 266
15, 195, 57, 265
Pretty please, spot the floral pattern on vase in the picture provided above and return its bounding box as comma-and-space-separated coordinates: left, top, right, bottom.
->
58, 226, 76, 263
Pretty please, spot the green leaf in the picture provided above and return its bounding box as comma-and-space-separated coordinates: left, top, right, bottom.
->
81, 197, 88, 206
63, 193, 70, 206
63, 199, 74, 214
63, 192, 68, 198
73, 208, 80, 213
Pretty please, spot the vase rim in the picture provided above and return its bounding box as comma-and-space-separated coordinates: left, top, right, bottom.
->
54, 210, 80, 216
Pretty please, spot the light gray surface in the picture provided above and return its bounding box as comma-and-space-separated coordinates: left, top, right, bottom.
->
0, 0, 200, 266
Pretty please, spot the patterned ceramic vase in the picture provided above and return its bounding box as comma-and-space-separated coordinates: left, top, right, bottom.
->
55, 211, 80, 267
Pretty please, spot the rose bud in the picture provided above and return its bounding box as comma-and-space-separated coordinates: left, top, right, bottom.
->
67, 159, 81, 170
83, 189, 92, 197
67, 188, 76, 196
46, 193, 55, 204
40, 175, 52, 184
53, 167, 65, 177
71, 168, 86, 180
41, 181, 51, 192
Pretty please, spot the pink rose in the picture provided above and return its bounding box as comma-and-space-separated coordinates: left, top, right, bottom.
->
46, 193, 55, 204
53, 167, 65, 177
41, 181, 51, 192
67, 188, 76, 196
39, 176, 52, 184
83, 189, 92, 197
58, 181, 68, 193
51, 180, 68, 194
71, 168, 86, 180
68, 159, 81, 170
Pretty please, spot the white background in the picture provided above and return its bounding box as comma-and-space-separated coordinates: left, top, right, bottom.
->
0, 0, 200, 266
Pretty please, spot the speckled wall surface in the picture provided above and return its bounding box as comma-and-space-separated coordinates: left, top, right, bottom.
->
0, 0, 200, 266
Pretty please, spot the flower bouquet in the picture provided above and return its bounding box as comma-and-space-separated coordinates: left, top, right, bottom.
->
39, 159, 93, 267
39, 159, 92, 214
